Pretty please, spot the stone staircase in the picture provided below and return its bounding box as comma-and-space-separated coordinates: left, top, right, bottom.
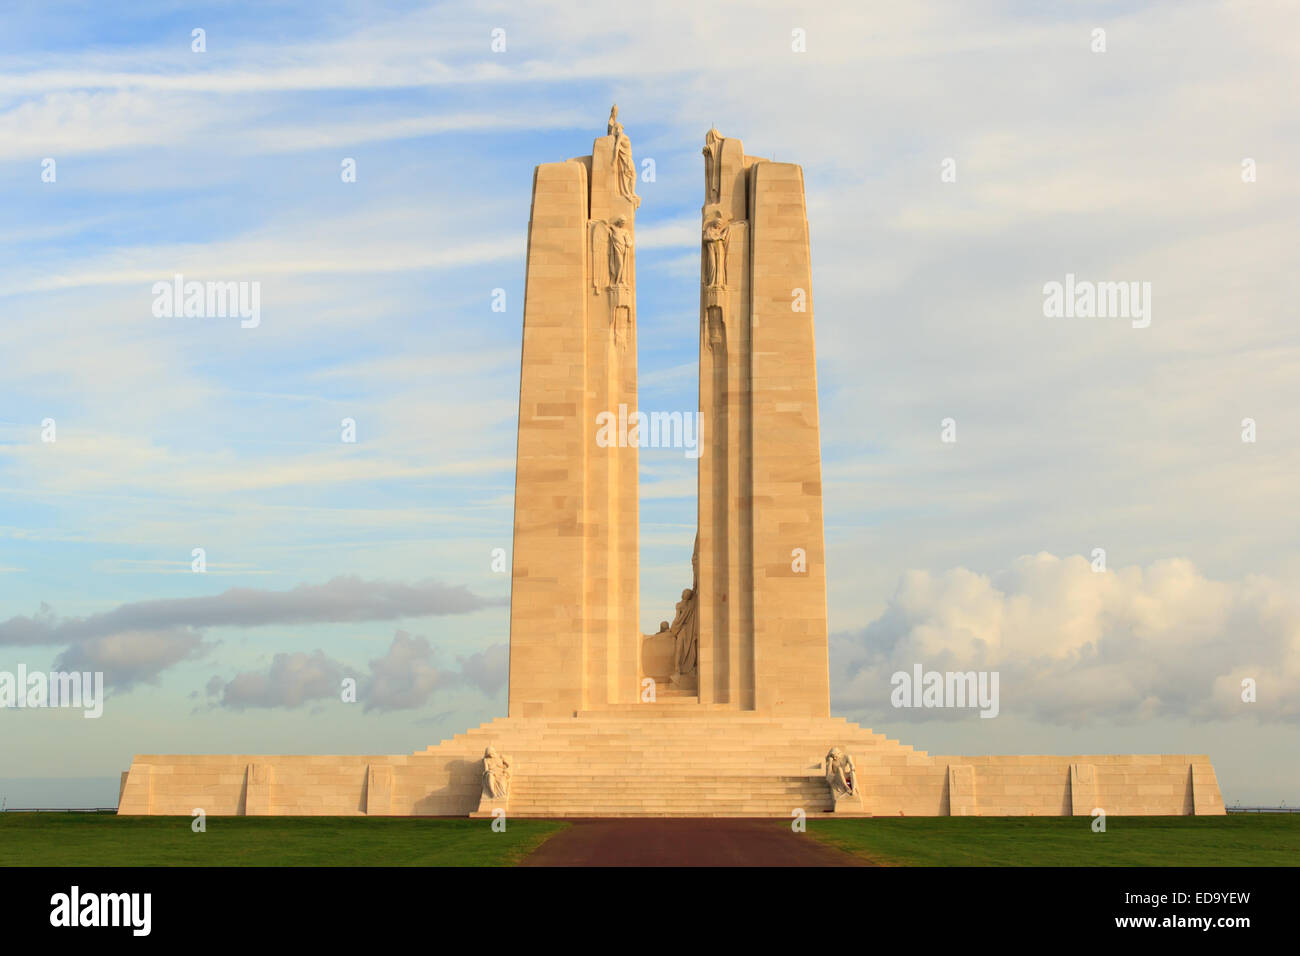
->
417, 707, 920, 817
116, 706, 1221, 817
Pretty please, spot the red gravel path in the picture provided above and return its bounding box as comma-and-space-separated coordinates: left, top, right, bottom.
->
520, 818, 871, 867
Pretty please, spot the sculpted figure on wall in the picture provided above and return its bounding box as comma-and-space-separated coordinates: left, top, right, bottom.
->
702, 127, 723, 203
482, 746, 511, 799
702, 210, 743, 350
669, 588, 698, 679
702, 209, 744, 291
607, 104, 641, 210
590, 217, 633, 292
668, 535, 701, 684
589, 216, 634, 347
825, 747, 858, 798
607, 216, 632, 288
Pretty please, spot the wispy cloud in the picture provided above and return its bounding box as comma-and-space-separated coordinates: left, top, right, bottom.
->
205, 632, 508, 711
0, 575, 502, 649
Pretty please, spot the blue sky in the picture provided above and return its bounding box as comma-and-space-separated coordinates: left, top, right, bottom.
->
1, 0, 1297, 807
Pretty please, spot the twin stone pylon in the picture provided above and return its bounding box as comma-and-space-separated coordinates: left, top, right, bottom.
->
116, 112, 1226, 818
507, 110, 830, 717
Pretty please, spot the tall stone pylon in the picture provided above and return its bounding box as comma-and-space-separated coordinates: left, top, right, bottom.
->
508, 106, 640, 716
694, 130, 831, 715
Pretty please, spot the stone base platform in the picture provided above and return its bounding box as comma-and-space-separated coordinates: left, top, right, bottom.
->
118, 710, 1225, 817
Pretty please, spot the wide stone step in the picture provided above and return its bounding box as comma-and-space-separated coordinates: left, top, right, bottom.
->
448, 724, 872, 734
447, 719, 889, 732
491, 742, 896, 748
425, 731, 908, 744
462, 743, 896, 751
510, 801, 824, 806
475, 740, 910, 749
502, 811, 831, 818
413, 763, 890, 772
455, 726, 895, 735
518, 781, 821, 790
465, 715, 860, 725
420, 748, 916, 761
507, 802, 831, 809
506, 808, 830, 815
514, 784, 824, 790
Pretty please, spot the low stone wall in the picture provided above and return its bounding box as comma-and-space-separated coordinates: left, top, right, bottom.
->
864, 755, 1223, 817
118, 716, 1225, 818
118, 753, 482, 816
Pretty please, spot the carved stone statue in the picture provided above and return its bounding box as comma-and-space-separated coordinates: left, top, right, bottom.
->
482, 745, 511, 800
589, 216, 634, 347
589, 217, 633, 292
825, 747, 857, 798
669, 587, 698, 679
702, 127, 723, 202
607, 216, 632, 288
668, 534, 701, 684
702, 209, 741, 290
607, 104, 641, 209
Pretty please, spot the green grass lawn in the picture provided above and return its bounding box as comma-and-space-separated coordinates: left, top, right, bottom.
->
808, 815, 1300, 866
0, 814, 567, 867
5, 813, 1293, 867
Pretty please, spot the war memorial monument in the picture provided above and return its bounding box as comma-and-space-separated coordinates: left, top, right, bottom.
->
118, 111, 1225, 819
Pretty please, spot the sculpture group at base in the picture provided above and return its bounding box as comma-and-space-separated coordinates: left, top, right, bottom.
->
825, 747, 857, 798
482, 746, 511, 800
666, 535, 700, 687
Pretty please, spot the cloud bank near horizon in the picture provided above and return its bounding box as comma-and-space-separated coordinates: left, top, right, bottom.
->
832, 552, 1299, 727
0, 576, 503, 689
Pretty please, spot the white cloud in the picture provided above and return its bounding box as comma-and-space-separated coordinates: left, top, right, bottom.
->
833, 553, 1300, 725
